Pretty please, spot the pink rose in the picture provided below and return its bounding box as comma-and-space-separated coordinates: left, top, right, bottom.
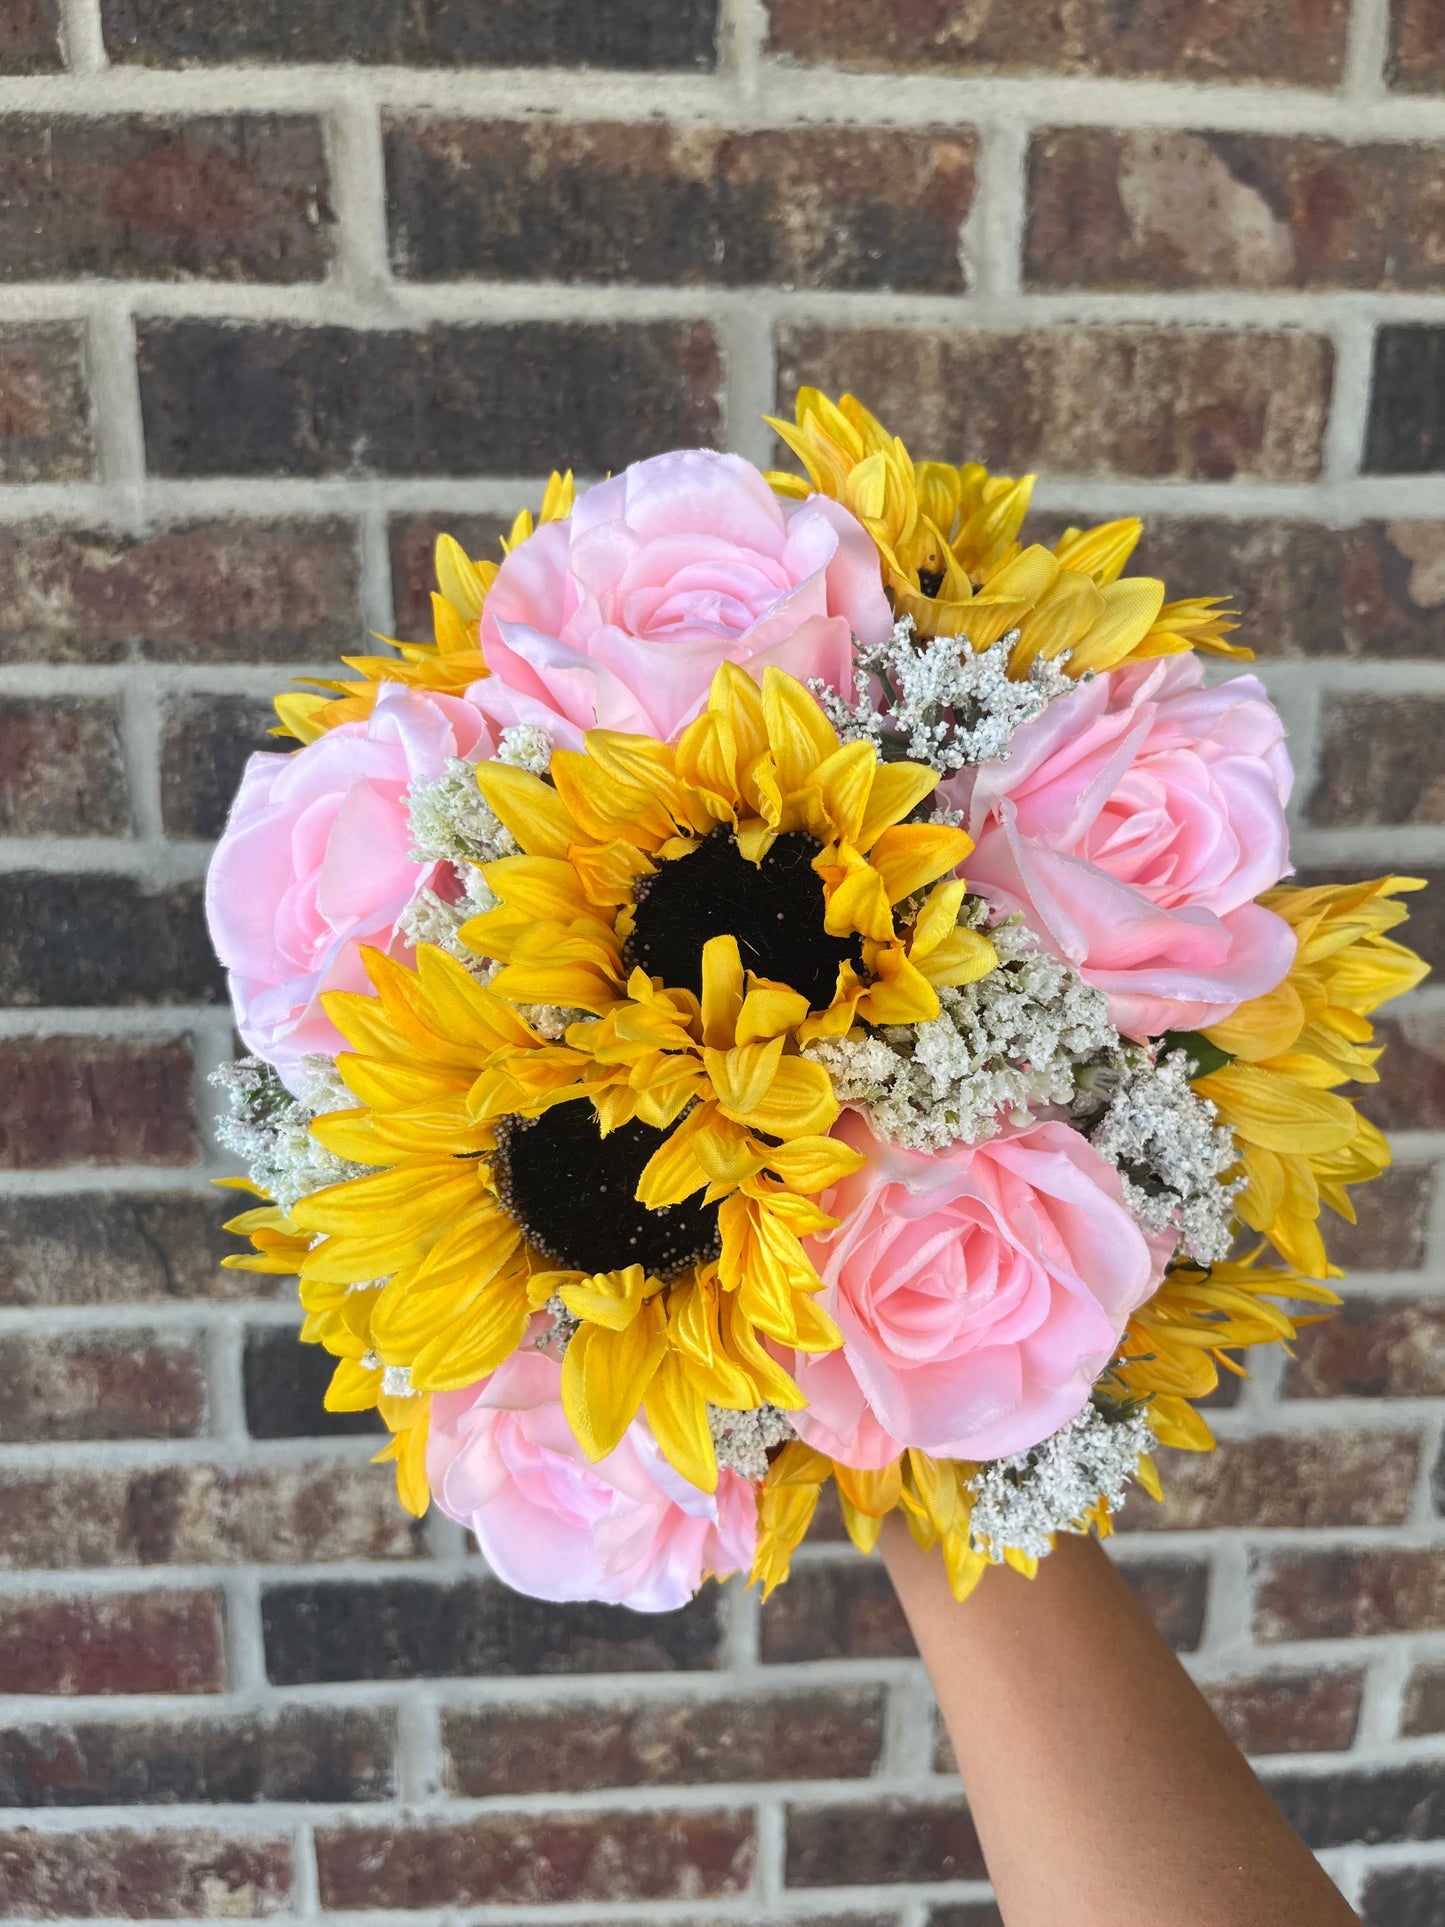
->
792, 1112, 1170, 1466
471, 448, 892, 747
427, 1351, 757, 1611
943, 656, 1295, 1039
206, 683, 494, 1079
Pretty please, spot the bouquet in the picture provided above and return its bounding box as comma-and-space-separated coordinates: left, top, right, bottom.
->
208, 390, 1428, 1611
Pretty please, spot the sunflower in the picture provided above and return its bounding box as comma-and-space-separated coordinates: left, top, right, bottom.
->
273, 472, 576, 744
766, 388, 1242, 674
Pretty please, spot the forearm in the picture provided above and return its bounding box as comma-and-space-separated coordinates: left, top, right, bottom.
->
880, 1518, 1354, 1927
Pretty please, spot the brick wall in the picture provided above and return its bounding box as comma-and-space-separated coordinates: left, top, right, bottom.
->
0, 2, 1442, 1921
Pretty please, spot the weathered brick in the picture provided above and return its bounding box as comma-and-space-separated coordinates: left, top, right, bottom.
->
776, 326, 1332, 483
0, 117, 332, 282
1285, 1298, 1445, 1400
761, 1560, 913, 1662
262, 1576, 722, 1684
388, 512, 511, 639
159, 694, 282, 840
445, 1688, 883, 1795
1254, 1548, 1445, 1641
1388, 0, 1445, 92
138, 321, 721, 478
1119, 1433, 1419, 1533
1362, 1866, 1445, 1927
2, 0, 63, 72
0, 520, 361, 666
0, 1037, 196, 1170
243, 1325, 381, 1440
765, 0, 1347, 84
1402, 1663, 1445, 1735
0, 1332, 206, 1442
1305, 1161, 1435, 1274
1367, 326, 1445, 473
1365, 1016, 1445, 1132
0, 699, 130, 836
0, 1827, 293, 1918
102, 0, 720, 69
786, 1798, 986, 1887
1201, 1670, 1362, 1755
1308, 694, 1445, 825
0, 877, 223, 1008
1269, 1761, 1445, 1847
0, 325, 93, 482
315, 1810, 754, 1909
387, 119, 976, 292
0, 1591, 224, 1695
0, 1465, 419, 1569
1112, 1558, 1211, 1651
927, 1908, 1003, 1927
0, 1193, 271, 1307
0, 1707, 392, 1806
1026, 130, 1445, 291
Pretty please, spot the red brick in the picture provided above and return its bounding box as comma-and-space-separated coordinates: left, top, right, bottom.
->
1308, 694, 1445, 825
1364, 1016, 1445, 1133
0, 1591, 224, 1695
2, 0, 63, 72
0, 1464, 419, 1569
0, 1332, 206, 1442
1201, 1669, 1363, 1755
159, 694, 282, 839
386, 119, 976, 292
0, 325, 92, 482
0, 699, 130, 836
776, 325, 1332, 483
1403, 1663, 1445, 1735
1027, 130, 1445, 291
1254, 1547, 1445, 1641
0, 1038, 196, 1170
786, 1798, 986, 1887
0, 1827, 292, 1917
315, 1810, 754, 1909
1285, 1298, 1445, 1400
1389, 0, 1445, 92
0, 520, 361, 667
765, 0, 1347, 85
0, 1194, 273, 1307
0, 117, 332, 282
444, 1689, 883, 1795
1119, 1432, 1420, 1533
388, 512, 512, 638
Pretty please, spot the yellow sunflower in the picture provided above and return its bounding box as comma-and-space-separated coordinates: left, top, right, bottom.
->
767, 388, 1241, 674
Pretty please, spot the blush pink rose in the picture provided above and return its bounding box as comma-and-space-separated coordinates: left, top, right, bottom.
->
427, 1351, 757, 1611
791, 1111, 1170, 1467
942, 656, 1295, 1039
206, 683, 494, 1080
470, 448, 893, 748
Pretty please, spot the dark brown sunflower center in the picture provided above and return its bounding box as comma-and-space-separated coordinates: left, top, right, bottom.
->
493, 1107, 721, 1281
624, 827, 861, 1010
916, 566, 945, 598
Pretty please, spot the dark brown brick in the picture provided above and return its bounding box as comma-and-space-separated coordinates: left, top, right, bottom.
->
0, 1827, 293, 1918
387, 119, 976, 292
761, 1560, 913, 1663
1119, 1432, 1420, 1532
446, 1689, 883, 1795
388, 512, 511, 639
1362, 1865, 1445, 1927
1254, 1548, 1445, 1641
1269, 1761, 1445, 1847
1403, 1663, 1445, 1735
0, 520, 361, 666
1365, 1016, 1445, 1132
1367, 326, 1445, 474
0, 325, 92, 482
0, 1591, 224, 1695
1285, 1298, 1445, 1400
0, 699, 130, 836
1026, 130, 1445, 291
0, 1332, 206, 1442
0, 1193, 272, 1307
786, 1799, 986, 1887
0, 1707, 392, 1807
776, 325, 1332, 483
0, 117, 332, 282
243, 1325, 381, 1439
1113, 1557, 1211, 1652
2, 0, 63, 72
159, 694, 283, 839
0, 1464, 419, 1569
1389, 0, 1445, 92
1306, 1161, 1435, 1273
138, 320, 721, 478
1201, 1670, 1363, 1755
102, 0, 720, 69
927, 1909, 1003, 1927
316, 1809, 754, 1909
262, 1576, 723, 1684
0, 1037, 196, 1169
1308, 694, 1445, 825
0, 877, 224, 1007
765, 0, 1347, 85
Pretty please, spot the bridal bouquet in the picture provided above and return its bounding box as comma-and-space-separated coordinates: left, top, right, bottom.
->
209, 390, 1427, 1610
